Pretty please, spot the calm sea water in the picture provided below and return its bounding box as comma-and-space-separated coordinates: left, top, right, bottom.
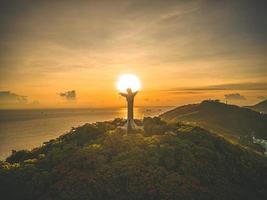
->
0, 107, 172, 159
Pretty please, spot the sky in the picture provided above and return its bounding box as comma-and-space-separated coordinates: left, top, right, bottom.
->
0, 0, 266, 108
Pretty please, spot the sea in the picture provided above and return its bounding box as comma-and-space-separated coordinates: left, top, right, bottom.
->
0, 107, 172, 160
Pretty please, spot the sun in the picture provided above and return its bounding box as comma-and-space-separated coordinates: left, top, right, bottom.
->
117, 74, 141, 93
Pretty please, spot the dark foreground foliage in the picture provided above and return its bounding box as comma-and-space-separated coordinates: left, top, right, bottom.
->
1, 117, 267, 200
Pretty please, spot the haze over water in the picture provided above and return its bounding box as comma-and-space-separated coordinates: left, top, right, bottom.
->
0, 107, 172, 159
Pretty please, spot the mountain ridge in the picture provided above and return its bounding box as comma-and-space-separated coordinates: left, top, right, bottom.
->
245, 99, 267, 114
160, 100, 267, 138
160, 100, 267, 154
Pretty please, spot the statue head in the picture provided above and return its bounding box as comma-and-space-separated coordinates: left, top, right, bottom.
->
127, 88, 132, 94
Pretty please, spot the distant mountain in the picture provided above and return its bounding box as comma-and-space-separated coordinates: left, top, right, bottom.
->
246, 99, 267, 114
160, 100, 267, 140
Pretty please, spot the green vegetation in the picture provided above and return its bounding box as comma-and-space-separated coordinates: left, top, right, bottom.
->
160, 100, 267, 152
1, 117, 267, 200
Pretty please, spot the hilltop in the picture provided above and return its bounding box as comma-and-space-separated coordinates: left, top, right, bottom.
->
160, 100, 267, 143
1, 118, 267, 200
246, 99, 267, 114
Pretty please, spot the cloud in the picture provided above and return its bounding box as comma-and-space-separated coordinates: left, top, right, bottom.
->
59, 90, 76, 101
224, 93, 246, 100
0, 0, 266, 109
167, 91, 201, 94
31, 100, 40, 105
0, 91, 27, 105
169, 82, 267, 92
144, 98, 150, 101
257, 96, 266, 100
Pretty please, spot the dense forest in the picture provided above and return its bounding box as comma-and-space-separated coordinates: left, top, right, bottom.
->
1, 117, 267, 200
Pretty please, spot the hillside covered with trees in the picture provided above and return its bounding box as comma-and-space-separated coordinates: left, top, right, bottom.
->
246, 99, 267, 114
1, 117, 267, 200
160, 100, 267, 149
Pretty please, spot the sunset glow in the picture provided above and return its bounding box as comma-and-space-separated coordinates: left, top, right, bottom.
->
0, 1, 266, 109
117, 74, 141, 93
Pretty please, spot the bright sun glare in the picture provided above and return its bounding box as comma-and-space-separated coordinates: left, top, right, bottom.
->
117, 74, 141, 93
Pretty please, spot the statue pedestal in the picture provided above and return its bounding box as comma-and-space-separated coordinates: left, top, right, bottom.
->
126, 119, 138, 133
120, 119, 142, 134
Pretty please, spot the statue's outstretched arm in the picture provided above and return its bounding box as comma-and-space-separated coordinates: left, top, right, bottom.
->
133, 91, 138, 96
119, 92, 127, 97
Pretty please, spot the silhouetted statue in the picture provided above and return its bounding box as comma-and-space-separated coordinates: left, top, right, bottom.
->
120, 88, 138, 133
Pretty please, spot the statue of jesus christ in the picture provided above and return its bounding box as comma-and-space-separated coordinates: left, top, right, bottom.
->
119, 88, 138, 133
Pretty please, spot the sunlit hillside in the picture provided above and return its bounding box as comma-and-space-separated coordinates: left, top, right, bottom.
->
160, 100, 267, 151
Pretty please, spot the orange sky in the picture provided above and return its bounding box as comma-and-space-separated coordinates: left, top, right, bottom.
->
0, 0, 266, 109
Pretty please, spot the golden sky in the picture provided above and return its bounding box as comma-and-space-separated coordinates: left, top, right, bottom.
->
0, 0, 266, 108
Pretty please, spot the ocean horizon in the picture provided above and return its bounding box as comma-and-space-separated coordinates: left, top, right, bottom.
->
0, 106, 173, 159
